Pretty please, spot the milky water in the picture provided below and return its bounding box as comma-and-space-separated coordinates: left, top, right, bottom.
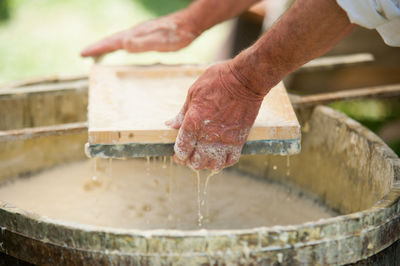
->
0, 158, 335, 230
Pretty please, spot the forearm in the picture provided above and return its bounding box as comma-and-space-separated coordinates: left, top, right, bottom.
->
179, 0, 262, 35
231, 0, 356, 95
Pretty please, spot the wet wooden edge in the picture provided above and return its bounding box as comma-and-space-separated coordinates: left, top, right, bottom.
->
88, 64, 301, 146
0, 122, 87, 142
85, 139, 301, 158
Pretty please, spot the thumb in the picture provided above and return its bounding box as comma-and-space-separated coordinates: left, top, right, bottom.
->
165, 94, 191, 129
165, 109, 185, 129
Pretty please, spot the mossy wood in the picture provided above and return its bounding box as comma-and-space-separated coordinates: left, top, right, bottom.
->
87, 64, 301, 158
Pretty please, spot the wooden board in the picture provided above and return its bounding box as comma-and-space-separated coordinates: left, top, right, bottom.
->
87, 64, 301, 158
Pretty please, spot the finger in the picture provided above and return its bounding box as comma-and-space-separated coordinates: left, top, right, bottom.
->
189, 149, 208, 170
165, 117, 182, 129
197, 143, 228, 172
81, 32, 125, 57
208, 152, 227, 172
165, 91, 190, 129
173, 129, 196, 165
165, 109, 185, 129
225, 148, 241, 167
171, 88, 194, 163
123, 34, 180, 53
172, 154, 186, 166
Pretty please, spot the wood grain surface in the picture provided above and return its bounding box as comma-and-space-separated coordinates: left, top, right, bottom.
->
88, 64, 300, 144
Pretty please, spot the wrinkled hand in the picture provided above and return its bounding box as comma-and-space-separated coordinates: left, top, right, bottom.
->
81, 13, 198, 57
166, 62, 265, 172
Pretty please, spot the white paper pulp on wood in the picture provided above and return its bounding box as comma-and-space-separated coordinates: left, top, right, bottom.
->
88, 64, 301, 145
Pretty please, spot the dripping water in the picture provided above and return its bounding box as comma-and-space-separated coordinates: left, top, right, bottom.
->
202, 170, 218, 223
146, 156, 150, 176
108, 158, 113, 177
195, 170, 203, 227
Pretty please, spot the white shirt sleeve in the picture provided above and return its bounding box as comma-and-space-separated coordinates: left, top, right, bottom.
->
336, 0, 400, 46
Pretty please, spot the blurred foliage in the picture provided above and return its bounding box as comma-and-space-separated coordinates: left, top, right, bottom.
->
0, 0, 231, 84
330, 99, 400, 155
388, 140, 400, 156
330, 99, 400, 125
135, 0, 191, 16
0, 0, 10, 21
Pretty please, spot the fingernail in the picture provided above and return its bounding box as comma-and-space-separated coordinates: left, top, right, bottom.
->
172, 155, 185, 165
80, 50, 89, 57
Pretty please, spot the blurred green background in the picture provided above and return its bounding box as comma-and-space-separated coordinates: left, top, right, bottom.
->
329, 99, 400, 155
0, 0, 231, 84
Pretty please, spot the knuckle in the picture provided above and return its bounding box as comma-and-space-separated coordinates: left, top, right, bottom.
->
174, 143, 188, 160
174, 130, 196, 161
173, 155, 185, 165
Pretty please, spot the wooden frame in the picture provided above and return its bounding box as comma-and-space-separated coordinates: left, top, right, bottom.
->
87, 64, 301, 149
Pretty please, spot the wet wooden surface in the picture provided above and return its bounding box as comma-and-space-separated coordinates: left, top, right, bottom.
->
88, 65, 300, 145
0, 80, 87, 130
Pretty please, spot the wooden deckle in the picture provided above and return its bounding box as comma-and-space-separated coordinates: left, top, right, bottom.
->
88, 64, 300, 145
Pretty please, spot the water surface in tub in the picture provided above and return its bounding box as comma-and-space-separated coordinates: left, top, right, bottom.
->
0, 158, 335, 230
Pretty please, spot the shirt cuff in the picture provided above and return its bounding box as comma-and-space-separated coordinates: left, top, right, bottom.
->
376, 17, 400, 46
336, 0, 400, 29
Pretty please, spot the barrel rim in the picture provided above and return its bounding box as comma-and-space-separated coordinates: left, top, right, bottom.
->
0, 196, 396, 235
0, 105, 399, 264
0, 106, 398, 238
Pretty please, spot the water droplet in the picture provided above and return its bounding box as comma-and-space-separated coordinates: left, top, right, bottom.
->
286, 156, 290, 176
146, 156, 150, 176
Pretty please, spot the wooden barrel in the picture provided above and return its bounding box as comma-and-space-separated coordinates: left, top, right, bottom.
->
0, 76, 399, 265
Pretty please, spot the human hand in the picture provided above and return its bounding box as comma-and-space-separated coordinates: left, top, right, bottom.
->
166, 62, 265, 172
81, 12, 199, 57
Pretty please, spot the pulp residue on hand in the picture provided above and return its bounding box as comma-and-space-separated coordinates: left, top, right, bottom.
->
0, 159, 335, 230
